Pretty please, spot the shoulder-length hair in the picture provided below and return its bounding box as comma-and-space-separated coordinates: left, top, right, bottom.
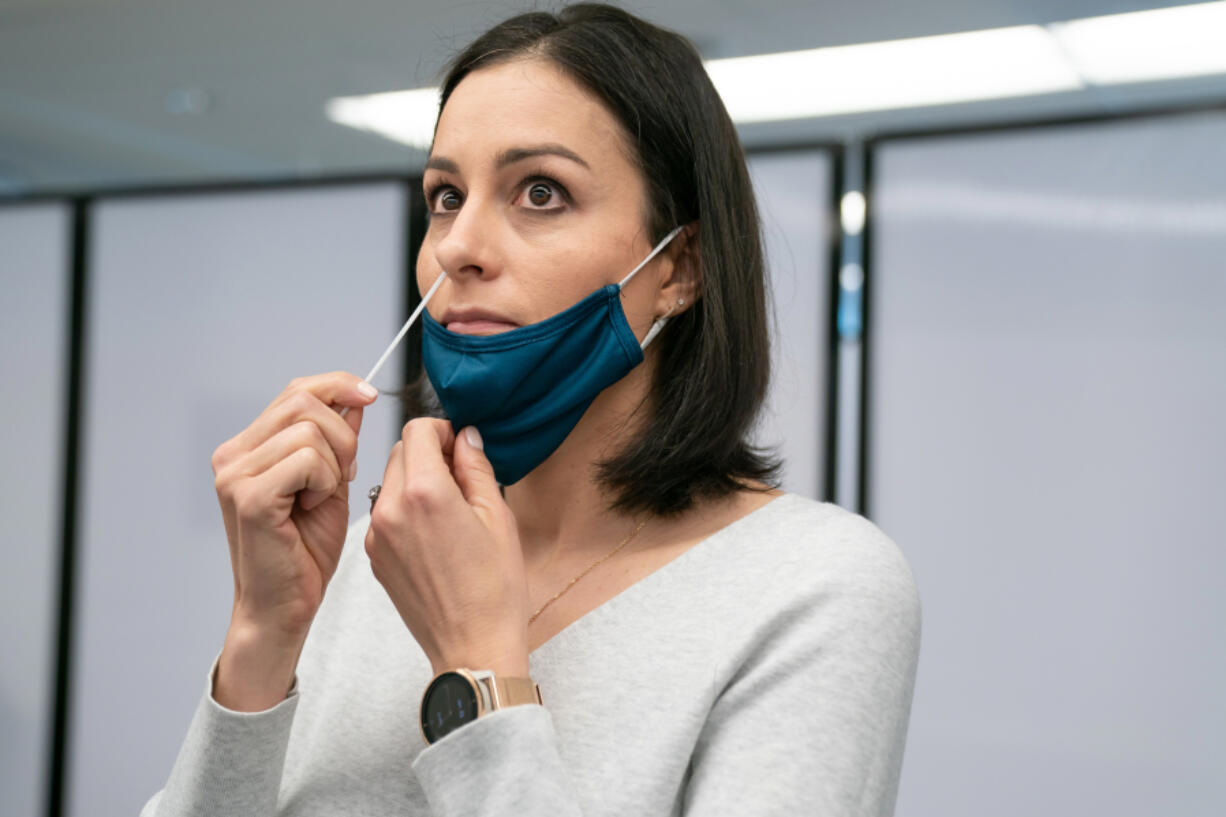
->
428, 2, 778, 515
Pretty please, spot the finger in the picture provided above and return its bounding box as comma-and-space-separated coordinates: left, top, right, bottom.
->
234, 420, 345, 489
270, 371, 378, 411
265, 369, 375, 420
228, 384, 366, 474
451, 426, 503, 512
371, 440, 405, 524
231, 421, 347, 513
230, 371, 374, 445
237, 446, 340, 523
401, 417, 456, 461
401, 419, 462, 504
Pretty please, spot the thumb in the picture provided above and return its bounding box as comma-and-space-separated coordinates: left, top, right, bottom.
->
452, 426, 503, 512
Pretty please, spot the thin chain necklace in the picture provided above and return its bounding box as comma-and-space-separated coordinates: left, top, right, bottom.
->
528, 518, 648, 624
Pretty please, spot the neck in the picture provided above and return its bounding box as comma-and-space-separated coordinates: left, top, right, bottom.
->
503, 362, 653, 571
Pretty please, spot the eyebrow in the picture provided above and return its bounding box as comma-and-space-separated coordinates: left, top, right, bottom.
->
424, 143, 591, 174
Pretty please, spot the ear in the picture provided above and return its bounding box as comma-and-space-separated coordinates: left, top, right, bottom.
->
653, 222, 700, 319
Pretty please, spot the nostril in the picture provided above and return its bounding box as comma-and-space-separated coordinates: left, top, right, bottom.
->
450, 263, 488, 279
432, 224, 499, 280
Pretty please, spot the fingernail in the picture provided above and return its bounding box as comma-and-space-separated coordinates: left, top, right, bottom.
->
464, 426, 483, 451
347, 460, 357, 481
356, 380, 378, 399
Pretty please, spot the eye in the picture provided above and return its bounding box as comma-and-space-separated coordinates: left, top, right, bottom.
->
527, 183, 554, 207
426, 184, 463, 214
516, 176, 569, 211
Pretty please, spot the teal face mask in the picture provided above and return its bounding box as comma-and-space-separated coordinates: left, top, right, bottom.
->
420, 226, 683, 485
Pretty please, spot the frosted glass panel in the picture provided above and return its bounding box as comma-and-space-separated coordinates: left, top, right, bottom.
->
869, 112, 1226, 817
749, 150, 834, 499
70, 184, 408, 817
0, 203, 70, 817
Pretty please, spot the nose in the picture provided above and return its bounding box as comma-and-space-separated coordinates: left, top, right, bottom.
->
430, 197, 502, 281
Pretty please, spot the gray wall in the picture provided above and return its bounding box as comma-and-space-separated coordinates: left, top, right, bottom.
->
67, 183, 408, 817
870, 111, 1226, 816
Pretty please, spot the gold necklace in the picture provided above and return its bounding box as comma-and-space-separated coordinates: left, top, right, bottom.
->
528, 518, 648, 624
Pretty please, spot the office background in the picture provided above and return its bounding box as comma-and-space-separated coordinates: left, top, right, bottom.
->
2, 2, 1224, 816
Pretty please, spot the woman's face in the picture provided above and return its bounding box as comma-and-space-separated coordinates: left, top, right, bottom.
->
418, 58, 666, 337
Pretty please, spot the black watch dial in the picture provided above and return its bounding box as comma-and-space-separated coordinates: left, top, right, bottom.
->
422, 672, 480, 744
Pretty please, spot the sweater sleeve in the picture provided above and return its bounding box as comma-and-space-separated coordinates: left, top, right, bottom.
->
682, 519, 922, 817
140, 662, 299, 817
410, 702, 583, 815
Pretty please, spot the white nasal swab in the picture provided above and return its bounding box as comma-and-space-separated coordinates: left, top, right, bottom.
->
340, 271, 447, 417
360, 272, 448, 385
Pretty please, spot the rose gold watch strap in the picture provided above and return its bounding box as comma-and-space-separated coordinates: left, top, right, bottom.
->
491, 676, 543, 708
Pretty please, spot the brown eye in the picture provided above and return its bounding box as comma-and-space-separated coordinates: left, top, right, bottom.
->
527, 183, 553, 207
439, 189, 462, 211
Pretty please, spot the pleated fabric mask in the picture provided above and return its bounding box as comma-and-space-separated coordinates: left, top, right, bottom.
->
421, 226, 684, 485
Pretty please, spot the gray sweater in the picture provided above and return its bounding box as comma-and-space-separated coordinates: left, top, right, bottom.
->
142, 493, 920, 816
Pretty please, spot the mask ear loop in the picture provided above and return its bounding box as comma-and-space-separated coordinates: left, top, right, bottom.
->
620, 226, 687, 351
640, 297, 687, 350
618, 226, 687, 289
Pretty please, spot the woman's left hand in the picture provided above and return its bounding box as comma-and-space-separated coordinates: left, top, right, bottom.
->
364, 418, 531, 677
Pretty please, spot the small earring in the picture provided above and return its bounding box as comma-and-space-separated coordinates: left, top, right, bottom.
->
678, 298, 686, 306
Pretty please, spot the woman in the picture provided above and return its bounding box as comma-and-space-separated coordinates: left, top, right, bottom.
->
145, 4, 919, 815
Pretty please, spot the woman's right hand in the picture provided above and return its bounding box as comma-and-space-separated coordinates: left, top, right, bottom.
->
210, 372, 378, 711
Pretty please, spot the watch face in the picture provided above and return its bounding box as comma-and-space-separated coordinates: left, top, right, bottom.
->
422, 672, 480, 744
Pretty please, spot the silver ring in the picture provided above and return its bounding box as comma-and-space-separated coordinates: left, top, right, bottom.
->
367, 484, 381, 512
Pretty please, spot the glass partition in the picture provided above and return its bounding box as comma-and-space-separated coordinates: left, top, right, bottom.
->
748, 149, 836, 500
868, 111, 1226, 817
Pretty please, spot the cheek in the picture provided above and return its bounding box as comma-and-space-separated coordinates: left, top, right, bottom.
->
522, 250, 616, 317
519, 220, 641, 307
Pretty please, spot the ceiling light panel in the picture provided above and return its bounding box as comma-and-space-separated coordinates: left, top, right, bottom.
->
1049, 1, 1226, 85
325, 87, 439, 150
704, 25, 1085, 123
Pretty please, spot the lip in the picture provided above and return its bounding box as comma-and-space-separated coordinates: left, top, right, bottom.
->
439, 306, 521, 335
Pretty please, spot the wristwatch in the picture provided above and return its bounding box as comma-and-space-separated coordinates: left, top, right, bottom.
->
420, 668, 543, 745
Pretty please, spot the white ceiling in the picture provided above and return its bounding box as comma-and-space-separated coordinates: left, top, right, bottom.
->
1, 0, 1222, 194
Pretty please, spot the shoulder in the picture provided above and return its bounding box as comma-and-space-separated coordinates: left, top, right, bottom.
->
726, 493, 915, 584
689, 497, 921, 815
715, 493, 921, 641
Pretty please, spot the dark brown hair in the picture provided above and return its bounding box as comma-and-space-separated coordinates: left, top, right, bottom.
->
426, 2, 778, 515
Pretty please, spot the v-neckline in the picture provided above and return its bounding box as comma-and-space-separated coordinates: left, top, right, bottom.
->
529, 492, 794, 657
